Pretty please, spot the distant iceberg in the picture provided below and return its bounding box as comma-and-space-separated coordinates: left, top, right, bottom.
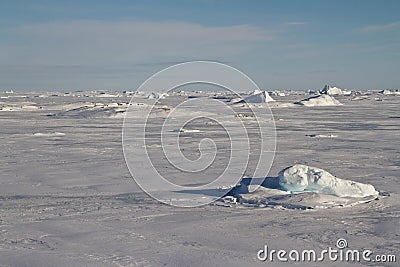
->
242, 90, 275, 103
295, 94, 342, 106
320, 85, 351, 95
379, 89, 400, 95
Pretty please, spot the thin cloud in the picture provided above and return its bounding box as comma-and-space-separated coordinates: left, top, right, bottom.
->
284, 22, 309, 26
0, 20, 271, 89
357, 21, 400, 33
308, 69, 337, 74
132, 60, 230, 67
1, 20, 274, 65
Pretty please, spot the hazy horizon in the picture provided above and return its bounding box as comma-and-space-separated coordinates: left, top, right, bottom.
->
1, 0, 399, 91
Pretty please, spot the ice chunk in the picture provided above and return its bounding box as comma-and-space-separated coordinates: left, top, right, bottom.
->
278, 164, 378, 197
295, 94, 342, 107
243, 91, 275, 103
320, 85, 351, 95
379, 89, 400, 95
33, 132, 65, 137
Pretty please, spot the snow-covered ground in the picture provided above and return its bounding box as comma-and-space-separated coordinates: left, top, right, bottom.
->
0, 91, 399, 266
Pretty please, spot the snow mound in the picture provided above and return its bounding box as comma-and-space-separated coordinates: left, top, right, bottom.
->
266, 102, 296, 108
93, 92, 122, 98
147, 92, 169, 99
175, 128, 201, 133
320, 85, 351, 95
0, 104, 40, 111
278, 164, 378, 197
295, 94, 342, 107
230, 97, 243, 103
270, 91, 286, 97
305, 134, 338, 138
242, 90, 275, 103
33, 132, 65, 137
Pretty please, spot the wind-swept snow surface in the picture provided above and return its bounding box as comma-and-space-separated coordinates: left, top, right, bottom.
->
48, 103, 128, 118
0, 90, 398, 266
278, 164, 378, 197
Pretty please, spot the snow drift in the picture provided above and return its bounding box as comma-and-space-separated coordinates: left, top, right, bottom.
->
48, 103, 128, 118
278, 164, 378, 197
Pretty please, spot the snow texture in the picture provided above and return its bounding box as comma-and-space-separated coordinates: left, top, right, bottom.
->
0, 90, 398, 267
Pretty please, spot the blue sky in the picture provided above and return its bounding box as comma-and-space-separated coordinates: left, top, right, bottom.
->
0, 0, 399, 91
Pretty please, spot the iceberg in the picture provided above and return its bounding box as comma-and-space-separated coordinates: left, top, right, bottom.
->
295, 94, 342, 106
320, 85, 351, 95
278, 164, 378, 197
242, 90, 275, 103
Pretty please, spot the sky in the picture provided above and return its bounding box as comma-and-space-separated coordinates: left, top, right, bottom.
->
0, 0, 399, 91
